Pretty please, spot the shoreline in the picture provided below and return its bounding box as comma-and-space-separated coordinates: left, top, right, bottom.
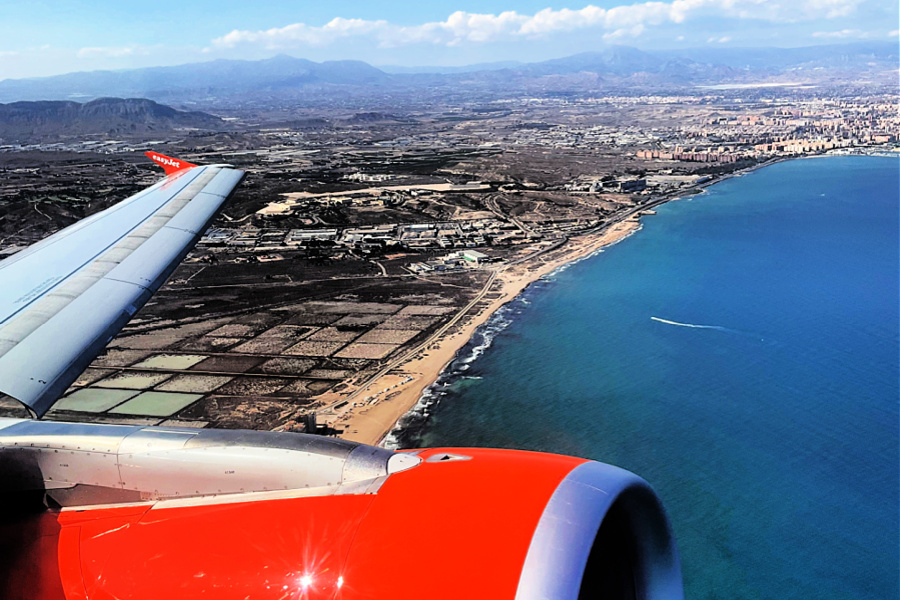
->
325, 154, 838, 447
382, 220, 648, 449
330, 218, 644, 446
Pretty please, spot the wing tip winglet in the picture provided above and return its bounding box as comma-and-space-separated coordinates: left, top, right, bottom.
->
145, 151, 198, 176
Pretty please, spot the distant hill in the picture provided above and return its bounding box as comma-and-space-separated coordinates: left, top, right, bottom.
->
0, 43, 894, 105
492, 46, 738, 86
524, 46, 669, 76
659, 42, 899, 71
379, 61, 524, 74
0, 55, 390, 104
0, 97, 223, 142
495, 42, 895, 84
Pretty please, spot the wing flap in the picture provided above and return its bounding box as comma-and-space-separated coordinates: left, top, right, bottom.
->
0, 163, 244, 417
105, 227, 196, 289
165, 193, 224, 234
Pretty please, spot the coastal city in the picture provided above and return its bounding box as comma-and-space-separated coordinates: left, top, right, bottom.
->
0, 0, 898, 593
1, 86, 896, 444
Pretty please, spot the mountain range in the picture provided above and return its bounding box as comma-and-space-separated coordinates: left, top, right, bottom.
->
0, 43, 895, 105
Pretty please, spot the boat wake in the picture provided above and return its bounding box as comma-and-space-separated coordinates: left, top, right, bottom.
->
651, 316, 727, 331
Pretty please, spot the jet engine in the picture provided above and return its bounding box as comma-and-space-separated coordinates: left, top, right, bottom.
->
0, 418, 681, 599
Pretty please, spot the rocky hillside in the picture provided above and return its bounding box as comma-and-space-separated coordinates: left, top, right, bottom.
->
0, 97, 223, 142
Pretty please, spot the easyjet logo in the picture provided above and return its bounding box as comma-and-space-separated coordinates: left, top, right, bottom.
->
154, 156, 181, 169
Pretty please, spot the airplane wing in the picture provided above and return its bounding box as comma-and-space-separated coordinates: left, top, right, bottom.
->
0, 152, 244, 417
0, 154, 682, 600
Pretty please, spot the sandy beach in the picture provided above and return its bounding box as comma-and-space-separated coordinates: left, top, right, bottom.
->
326, 217, 643, 446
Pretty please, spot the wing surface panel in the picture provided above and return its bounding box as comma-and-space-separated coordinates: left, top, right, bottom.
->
0, 164, 244, 417
0, 168, 204, 326
196, 169, 245, 199
165, 170, 244, 234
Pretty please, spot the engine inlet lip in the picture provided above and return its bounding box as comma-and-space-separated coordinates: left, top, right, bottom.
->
514, 460, 683, 600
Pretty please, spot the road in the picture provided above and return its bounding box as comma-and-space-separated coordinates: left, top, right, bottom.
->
335, 269, 498, 407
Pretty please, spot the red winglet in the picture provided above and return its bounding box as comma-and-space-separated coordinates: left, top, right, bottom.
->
145, 151, 197, 176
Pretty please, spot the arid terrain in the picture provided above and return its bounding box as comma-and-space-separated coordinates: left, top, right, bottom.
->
1, 77, 897, 443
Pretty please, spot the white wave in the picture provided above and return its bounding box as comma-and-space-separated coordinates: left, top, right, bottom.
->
381, 304, 516, 449
651, 316, 726, 331
544, 223, 644, 280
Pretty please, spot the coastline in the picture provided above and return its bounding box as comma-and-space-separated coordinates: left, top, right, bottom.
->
325, 154, 837, 447
367, 154, 900, 599
331, 218, 643, 446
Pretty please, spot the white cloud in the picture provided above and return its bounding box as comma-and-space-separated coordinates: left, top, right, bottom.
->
604, 25, 647, 41
210, 1, 869, 51
520, 6, 602, 35
77, 46, 135, 59
810, 28, 886, 38
802, 0, 864, 19
214, 18, 389, 49
888, 29, 899, 37
707, 35, 732, 42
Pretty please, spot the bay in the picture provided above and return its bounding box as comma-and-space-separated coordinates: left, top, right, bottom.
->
396, 156, 899, 599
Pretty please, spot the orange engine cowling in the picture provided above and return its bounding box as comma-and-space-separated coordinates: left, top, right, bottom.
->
1, 445, 681, 600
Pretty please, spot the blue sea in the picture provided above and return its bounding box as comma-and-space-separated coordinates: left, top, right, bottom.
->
391, 156, 899, 599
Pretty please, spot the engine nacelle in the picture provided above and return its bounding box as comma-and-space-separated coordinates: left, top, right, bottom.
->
0, 419, 681, 599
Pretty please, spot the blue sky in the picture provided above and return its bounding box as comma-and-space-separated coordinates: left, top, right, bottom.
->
0, 0, 897, 80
